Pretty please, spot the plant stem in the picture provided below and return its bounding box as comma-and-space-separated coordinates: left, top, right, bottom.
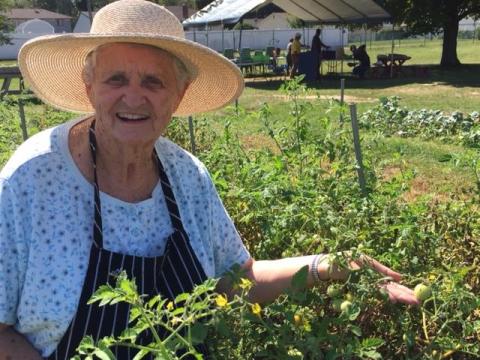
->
137, 304, 171, 359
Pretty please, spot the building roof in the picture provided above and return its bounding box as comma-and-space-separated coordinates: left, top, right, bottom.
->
184, 0, 390, 26
4, 8, 71, 20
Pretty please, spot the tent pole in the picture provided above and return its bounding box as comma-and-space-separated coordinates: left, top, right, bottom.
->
238, 19, 243, 51
86, 0, 93, 25
206, 24, 209, 47
221, 21, 225, 52
233, 29, 236, 52
341, 24, 344, 75
390, 23, 395, 78
193, 27, 197, 42
363, 24, 367, 46
474, 20, 477, 44
369, 28, 372, 50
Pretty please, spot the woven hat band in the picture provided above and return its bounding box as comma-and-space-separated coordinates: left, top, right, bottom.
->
91, 0, 185, 38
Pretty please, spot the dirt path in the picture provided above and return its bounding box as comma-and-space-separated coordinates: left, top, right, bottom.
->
269, 94, 377, 103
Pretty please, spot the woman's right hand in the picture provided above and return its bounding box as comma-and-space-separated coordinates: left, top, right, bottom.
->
0, 323, 43, 360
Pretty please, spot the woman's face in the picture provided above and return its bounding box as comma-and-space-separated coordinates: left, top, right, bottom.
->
85, 43, 188, 147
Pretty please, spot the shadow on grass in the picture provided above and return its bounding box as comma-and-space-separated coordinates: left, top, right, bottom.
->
245, 64, 480, 91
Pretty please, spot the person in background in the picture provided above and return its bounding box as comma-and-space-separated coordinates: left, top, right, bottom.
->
271, 47, 284, 75
286, 38, 293, 74
311, 28, 328, 81
290, 33, 302, 78
350, 44, 371, 79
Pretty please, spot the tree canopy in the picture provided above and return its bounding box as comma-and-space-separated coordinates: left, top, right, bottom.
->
380, 0, 480, 66
0, 0, 13, 45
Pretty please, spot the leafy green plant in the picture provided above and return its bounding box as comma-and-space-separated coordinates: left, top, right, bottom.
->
360, 97, 480, 148
74, 271, 220, 360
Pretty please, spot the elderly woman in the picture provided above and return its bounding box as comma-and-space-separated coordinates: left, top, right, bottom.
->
0, 1, 419, 359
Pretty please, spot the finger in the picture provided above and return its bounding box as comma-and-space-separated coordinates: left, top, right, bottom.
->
382, 282, 420, 306
359, 255, 403, 281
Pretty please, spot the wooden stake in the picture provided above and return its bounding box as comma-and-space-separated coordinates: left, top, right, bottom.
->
18, 100, 28, 141
349, 104, 366, 196
188, 116, 196, 155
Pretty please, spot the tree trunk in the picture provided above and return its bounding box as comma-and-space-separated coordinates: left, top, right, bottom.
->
441, 16, 461, 67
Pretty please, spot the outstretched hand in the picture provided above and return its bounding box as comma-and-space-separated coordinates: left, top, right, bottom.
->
323, 253, 420, 306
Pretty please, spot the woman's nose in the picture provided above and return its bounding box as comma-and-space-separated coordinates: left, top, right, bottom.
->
121, 85, 147, 108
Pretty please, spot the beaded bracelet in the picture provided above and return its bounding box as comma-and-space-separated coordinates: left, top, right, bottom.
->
310, 253, 328, 285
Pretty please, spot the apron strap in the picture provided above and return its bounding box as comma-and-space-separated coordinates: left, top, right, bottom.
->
89, 120, 103, 248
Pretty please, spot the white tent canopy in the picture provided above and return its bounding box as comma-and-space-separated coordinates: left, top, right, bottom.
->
183, 0, 390, 27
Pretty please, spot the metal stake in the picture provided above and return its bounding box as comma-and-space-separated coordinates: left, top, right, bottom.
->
339, 78, 345, 123
349, 104, 367, 196
18, 100, 28, 140
188, 116, 196, 155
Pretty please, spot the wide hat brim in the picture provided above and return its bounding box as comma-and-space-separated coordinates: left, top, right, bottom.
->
18, 33, 245, 116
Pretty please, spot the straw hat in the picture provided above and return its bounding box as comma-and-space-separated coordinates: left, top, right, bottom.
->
18, 0, 244, 116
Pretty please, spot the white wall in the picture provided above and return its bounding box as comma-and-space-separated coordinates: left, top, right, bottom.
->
0, 19, 55, 60
185, 27, 348, 52
244, 13, 291, 29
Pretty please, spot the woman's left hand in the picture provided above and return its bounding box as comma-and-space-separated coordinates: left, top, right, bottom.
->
322, 253, 420, 306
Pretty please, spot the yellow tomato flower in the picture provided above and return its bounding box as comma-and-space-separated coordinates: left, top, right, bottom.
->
215, 294, 228, 308
251, 303, 262, 316
239, 278, 252, 290
166, 301, 174, 311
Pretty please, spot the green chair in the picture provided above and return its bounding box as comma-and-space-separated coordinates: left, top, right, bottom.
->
239, 48, 253, 63
223, 48, 235, 60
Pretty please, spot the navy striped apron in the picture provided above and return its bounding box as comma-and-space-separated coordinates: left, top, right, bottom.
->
47, 121, 208, 359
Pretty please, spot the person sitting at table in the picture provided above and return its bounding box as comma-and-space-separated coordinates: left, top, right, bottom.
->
350, 44, 370, 79
271, 47, 284, 75
290, 33, 302, 78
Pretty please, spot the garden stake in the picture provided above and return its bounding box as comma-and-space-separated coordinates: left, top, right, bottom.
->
339, 78, 345, 124
188, 115, 196, 155
349, 104, 367, 196
18, 100, 28, 140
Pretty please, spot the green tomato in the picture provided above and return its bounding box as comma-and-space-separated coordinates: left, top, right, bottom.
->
340, 300, 352, 312
414, 284, 432, 301
344, 292, 354, 302
327, 285, 342, 298
331, 299, 343, 312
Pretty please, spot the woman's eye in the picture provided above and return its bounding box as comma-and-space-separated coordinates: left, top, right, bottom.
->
143, 76, 164, 88
105, 75, 127, 86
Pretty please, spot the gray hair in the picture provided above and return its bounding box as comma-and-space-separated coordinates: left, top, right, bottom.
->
82, 43, 192, 91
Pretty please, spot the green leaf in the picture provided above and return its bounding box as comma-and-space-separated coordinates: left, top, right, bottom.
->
171, 307, 186, 316
190, 322, 208, 344
350, 325, 362, 336
92, 349, 115, 360
119, 278, 137, 296
147, 295, 161, 309
174, 293, 190, 303
291, 265, 309, 289
119, 327, 140, 342
361, 337, 385, 348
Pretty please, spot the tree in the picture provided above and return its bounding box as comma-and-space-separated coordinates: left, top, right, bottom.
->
0, 0, 13, 45
380, 0, 480, 67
